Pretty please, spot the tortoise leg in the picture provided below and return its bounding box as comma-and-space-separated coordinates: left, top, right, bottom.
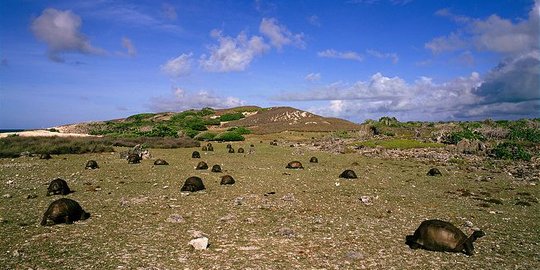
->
64, 216, 73, 224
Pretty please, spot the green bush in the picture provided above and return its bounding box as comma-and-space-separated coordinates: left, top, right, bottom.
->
214, 131, 245, 141
227, 126, 252, 135
492, 142, 531, 161
138, 125, 178, 137
204, 118, 221, 126
219, 113, 245, 122
195, 132, 217, 141
182, 128, 200, 138
508, 127, 540, 143
126, 113, 156, 121
445, 128, 485, 144
378, 116, 399, 127
183, 117, 208, 131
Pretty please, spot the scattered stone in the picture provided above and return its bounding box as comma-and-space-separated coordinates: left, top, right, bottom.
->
189, 237, 209, 250
276, 227, 295, 238
427, 168, 442, 176
233, 196, 244, 206
360, 196, 373, 205
464, 221, 474, 228
281, 193, 296, 202
166, 214, 185, 223
345, 251, 364, 260
219, 213, 235, 222
3, 194, 12, 199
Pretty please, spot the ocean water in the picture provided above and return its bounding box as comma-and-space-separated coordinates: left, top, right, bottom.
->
0, 129, 27, 133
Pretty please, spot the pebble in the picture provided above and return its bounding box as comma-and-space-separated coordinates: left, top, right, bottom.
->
166, 214, 185, 223
345, 251, 364, 260
188, 237, 209, 250
2, 194, 12, 199
464, 221, 474, 227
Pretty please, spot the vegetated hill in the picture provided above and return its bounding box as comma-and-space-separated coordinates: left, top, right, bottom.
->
221, 106, 363, 134
55, 106, 362, 136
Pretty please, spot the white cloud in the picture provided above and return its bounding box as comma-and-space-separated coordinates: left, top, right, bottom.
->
162, 3, 177, 20
366, 49, 399, 63
30, 8, 104, 62
426, 2, 539, 55
121, 37, 136, 56
317, 49, 363, 61
305, 73, 321, 82
149, 87, 245, 112
161, 53, 193, 78
259, 18, 305, 49
199, 30, 269, 72
425, 33, 468, 54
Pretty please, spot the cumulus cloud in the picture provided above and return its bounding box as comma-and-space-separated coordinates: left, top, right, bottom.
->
199, 30, 269, 72
162, 3, 177, 20
121, 37, 136, 56
149, 87, 245, 112
31, 8, 104, 62
161, 53, 193, 77
259, 18, 305, 49
277, 71, 534, 121
317, 49, 363, 61
366, 49, 399, 63
305, 73, 321, 82
426, 2, 539, 55
473, 52, 540, 105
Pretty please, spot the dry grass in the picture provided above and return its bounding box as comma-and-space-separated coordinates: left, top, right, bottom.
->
0, 138, 539, 269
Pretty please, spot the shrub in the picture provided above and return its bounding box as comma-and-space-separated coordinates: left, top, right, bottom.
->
219, 113, 245, 122
126, 113, 156, 121
492, 142, 531, 161
204, 118, 221, 126
182, 128, 200, 138
183, 117, 208, 131
195, 132, 217, 141
445, 128, 485, 144
214, 131, 245, 141
378, 116, 399, 127
227, 126, 252, 135
508, 127, 540, 143
0, 137, 114, 158
139, 125, 178, 137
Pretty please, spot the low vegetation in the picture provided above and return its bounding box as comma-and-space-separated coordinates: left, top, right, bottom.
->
356, 139, 445, 149
0, 136, 199, 158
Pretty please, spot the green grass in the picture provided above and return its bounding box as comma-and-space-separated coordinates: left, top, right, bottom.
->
356, 139, 445, 149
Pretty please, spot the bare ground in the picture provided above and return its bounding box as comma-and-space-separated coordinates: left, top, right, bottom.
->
0, 140, 539, 269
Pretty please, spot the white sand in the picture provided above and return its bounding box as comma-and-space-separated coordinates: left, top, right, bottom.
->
0, 129, 99, 138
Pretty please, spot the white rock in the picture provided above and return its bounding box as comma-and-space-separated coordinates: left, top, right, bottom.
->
360, 196, 373, 205
2, 194, 12, 199
189, 237, 209, 250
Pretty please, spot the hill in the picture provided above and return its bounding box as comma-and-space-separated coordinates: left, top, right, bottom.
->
221, 106, 362, 134
55, 106, 362, 137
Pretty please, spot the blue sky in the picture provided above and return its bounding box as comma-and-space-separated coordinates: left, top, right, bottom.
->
1, 0, 539, 129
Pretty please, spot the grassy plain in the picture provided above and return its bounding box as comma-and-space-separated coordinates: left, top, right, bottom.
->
0, 137, 539, 269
